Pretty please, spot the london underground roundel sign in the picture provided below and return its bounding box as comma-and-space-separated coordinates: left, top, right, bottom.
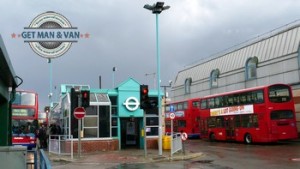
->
74, 107, 86, 119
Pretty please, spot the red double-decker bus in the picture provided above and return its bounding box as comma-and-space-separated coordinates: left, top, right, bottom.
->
12, 90, 39, 149
165, 98, 201, 138
199, 84, 298, 144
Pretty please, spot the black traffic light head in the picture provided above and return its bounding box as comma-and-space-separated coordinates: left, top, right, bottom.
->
44, 106, 50, 113
140, 85, 149, 109
81, 90, 90, 108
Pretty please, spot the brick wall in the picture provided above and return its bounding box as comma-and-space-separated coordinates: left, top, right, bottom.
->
64, 139, 119, 153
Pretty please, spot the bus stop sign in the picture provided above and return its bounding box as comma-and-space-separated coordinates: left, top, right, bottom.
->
74, 107, 86, 119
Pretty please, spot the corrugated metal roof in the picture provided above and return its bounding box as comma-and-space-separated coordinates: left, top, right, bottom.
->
174, 21, 300, 87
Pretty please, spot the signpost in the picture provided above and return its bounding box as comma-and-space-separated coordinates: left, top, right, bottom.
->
170, 113, 175, 158
74, 107, 86, 157
181, 132, 188, 155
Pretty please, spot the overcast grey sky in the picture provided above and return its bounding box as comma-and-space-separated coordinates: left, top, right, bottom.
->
1, 0, 300, 110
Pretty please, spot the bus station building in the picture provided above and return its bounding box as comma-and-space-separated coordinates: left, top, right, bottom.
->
54, 78, 163, 152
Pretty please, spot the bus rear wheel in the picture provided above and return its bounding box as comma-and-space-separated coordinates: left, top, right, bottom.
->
209, 133, 216, 142
244, 133, 252, 144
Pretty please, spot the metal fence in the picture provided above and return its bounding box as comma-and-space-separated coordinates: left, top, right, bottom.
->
171, 133, 183, 155
48, 135, 73, 159
40, 149, 51, 169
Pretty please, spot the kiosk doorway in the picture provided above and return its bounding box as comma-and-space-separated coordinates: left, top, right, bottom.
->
120, 118, 141, 149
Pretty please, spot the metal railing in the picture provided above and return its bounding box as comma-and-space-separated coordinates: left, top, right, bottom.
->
40, 149, 51, 169
48, 135, 73, 159
171, 133, 182, 155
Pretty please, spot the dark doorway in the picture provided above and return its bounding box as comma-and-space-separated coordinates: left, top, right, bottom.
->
120, 118, 140, 149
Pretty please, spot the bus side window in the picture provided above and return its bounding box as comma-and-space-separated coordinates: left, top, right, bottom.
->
235, 115, 241, 127
223, 96, 228, 107
201, 99, 207, 109
252, 115, 258, 127
228, 95, 234, 106
208, 117, 216, 128
209, 98, 215, 108
178, 103, 183, 110
233, 94, 239, 105
253, 90, 264, 103
215, 97, 221, 108
240, 93, 247, 104
216, 117, 224, 127
183, 102, 188, 109
241, 115, 249, 128
174, 104, 177, 111
246, 92, 253, 104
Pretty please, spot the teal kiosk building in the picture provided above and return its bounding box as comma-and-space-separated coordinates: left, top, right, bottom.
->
56, 78, 161, 152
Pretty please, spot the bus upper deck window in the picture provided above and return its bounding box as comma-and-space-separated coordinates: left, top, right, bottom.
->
268, 85, 291, 103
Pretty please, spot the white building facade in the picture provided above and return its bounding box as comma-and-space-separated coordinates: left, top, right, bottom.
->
171, 21, 300, 133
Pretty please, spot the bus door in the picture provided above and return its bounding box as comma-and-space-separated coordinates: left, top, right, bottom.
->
225, 116, 235, 140
199, 118, 208, 138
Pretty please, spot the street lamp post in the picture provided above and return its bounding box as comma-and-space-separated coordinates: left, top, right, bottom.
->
145, 72, 156, 89
48, 58, 53, 126
112, 67, 117, 88
161, 80, 172, 112
144, 1, 170, 156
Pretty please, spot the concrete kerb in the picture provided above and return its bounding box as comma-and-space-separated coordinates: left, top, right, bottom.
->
48, 151, 204, 164
150, 152, 204, 162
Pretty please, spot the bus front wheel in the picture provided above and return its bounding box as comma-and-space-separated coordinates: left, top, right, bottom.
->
244, 133, 252, 144
209, 133, 216, 142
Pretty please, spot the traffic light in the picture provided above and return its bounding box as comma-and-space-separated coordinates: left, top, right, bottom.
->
81, 90, 90, 108
44, 106, 50, 113
140, 85, 149, 109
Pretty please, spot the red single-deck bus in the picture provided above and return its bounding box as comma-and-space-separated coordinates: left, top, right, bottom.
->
12, 90, 39, 149
199, 84, 298, 144
165, 98, 201, 138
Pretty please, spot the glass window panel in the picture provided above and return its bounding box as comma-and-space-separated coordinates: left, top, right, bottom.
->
165, 105, 170, 112
192, 101, 200, 108
13, 92, 35, 106
185, 78, 191, 94
200, 99, 207, 109
183, 102, 188, 109
112, 128, 118, 137
208, 98, 215, 108
178, 120, 186, 127
269, 85, 291, 103
86, 106, 97, 115
84, 117, 97, 127
90, 93, 97, 102
146, 117, 158, 126
271, 110, 294, 120
177, 103, 183, 110
96, 94, 110, 102
146, 127, 158, 136
246, 58, 257, 80
99, 106, 110, 137
84, 128, 97, 138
